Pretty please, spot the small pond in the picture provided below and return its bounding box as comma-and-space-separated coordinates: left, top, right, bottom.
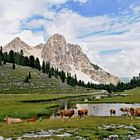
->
50, 103, 140, 118
75, 103, 140, 116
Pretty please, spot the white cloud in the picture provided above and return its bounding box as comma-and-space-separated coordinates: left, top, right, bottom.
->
0, 0, 140, 78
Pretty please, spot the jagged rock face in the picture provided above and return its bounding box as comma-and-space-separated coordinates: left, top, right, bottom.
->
41, 34, 120, 85
41, 34, 71, 71
3, 37, 31, 53
3, 38, 44, 62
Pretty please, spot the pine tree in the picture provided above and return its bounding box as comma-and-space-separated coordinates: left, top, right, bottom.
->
45, 62, 50, 74
60, 71, 66, 83
23, 56, 29, 66
48, 70, 52, 78
35, 57, 41, 71
29, 55, 35, 68
3, 52, 8, 65
54, 68, 59, 78
19, 50, 24, 65
8, 50, 15, 63
29, 72, 31, 79
0, 59, 2, 66
0, 46, 3, 63
12, 63, 16, 70
42, 60, 46, 73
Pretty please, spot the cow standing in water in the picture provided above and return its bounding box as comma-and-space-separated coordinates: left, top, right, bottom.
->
78, 109, 88, 118
110, 109, 116, 116
130, 107, 140, 119
120, 107, 130, 115
60, 110, 75, 119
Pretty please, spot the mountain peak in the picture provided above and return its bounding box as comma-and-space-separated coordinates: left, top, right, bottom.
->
48, 33, 66, 45
3, 37, 31, 53
51, 33, 65, 39
12, 37, 21, 42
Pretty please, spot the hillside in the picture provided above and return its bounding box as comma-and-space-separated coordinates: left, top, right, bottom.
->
0, 63, 93, 94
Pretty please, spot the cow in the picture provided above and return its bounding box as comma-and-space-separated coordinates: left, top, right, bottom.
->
78, 109, 88, 118
130, 107, 140, 119
120, 107, 130, 115
110, 109, 116, 116
60, 110, 75, 119
4, 117, 23, 124
26, 117, 38, 122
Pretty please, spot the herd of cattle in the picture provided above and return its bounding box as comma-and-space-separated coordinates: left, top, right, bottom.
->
110, 107, 140, 118
3, 107, 140, 124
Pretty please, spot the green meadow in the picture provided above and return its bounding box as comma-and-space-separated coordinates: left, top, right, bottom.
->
0, 88, 140, 139
1, 64, 140, 139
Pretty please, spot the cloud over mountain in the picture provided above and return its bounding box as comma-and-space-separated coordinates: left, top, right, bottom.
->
0, 0, 140, 78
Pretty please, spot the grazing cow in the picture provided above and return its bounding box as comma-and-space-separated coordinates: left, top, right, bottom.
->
60, 110, 75, 119
110, 109, 116, 116
4, 117, 23, 124
130, 107, 140, 119
120, 107, 130, 115
26, 117, 38, 122
78, 109, 88, 118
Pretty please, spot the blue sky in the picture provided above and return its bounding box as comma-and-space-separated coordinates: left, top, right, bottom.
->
0, 0, 140, 77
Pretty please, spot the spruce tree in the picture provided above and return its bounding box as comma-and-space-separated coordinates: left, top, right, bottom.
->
0, 46, 3, 62
45, 62, 50, 74
19, 50, 24, 65
3, 52, 8, 65
60, 71, 66, 83
29, 72, 31, 79
29, 55, 35, 68
0, 59, 2, 66
9, 50, 15, 63
42, 60, 46, 73
48, 70, 52, 78
35, 57, 41, 71
23, 56, 29, 66
12, 63, 16, 70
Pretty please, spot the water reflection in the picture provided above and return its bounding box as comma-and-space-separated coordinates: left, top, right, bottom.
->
50, 103, 140, 118
76, 103, 140, 116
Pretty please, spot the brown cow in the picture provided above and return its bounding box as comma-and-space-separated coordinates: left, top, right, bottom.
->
130, 107, 140, 119
26, 117, 38, 122
4, 117, 23, 124
120, 107, 130, 115
78, 109, 88, 118
110, 109, 116, 116
60, 110, 75, 119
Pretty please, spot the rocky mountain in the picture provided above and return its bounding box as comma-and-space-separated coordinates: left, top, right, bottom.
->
3, 37, 44, 62
3, 34, 120, 85
41, 34, 120, 85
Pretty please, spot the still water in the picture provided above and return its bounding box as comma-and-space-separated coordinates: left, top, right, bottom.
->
51, 103, 140, 118
75, 103, 140, 116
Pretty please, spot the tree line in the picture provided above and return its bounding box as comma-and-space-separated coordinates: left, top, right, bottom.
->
0, 47, 140, 92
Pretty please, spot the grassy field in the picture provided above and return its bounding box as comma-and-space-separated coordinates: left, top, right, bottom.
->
0, 116, 140, 139
90, 87, 140, 103
0, 63, 94, 94
0, 88, 139, 139
0, 92, 101, 121
1, 64, 140, 139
